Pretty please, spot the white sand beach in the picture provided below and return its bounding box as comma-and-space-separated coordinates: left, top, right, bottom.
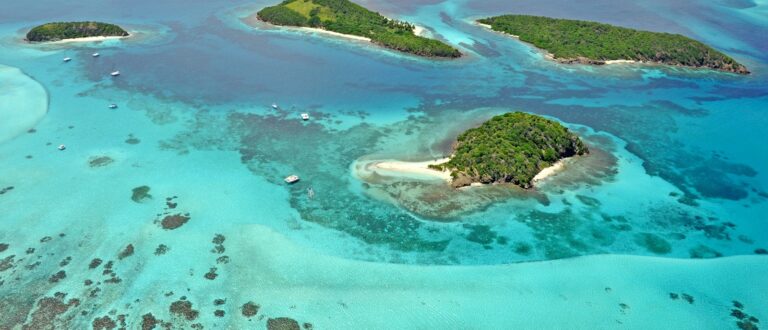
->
371, 157, 453, 181
357, 156, 569, 185
605, 59, 639, 64
413, 25, 426, 36
48, 34, 131, 44
293, 26, 371, 42
533, 159, 567, 183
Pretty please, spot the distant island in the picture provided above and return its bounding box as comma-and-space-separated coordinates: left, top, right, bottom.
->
429, 112, 588, 188
477, 15, 749, 74
26, 21, 129, 42
256, 0, 461, 58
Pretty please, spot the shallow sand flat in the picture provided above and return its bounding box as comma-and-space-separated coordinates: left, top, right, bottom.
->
228, 226, 768, 328
0, 65, 47, 143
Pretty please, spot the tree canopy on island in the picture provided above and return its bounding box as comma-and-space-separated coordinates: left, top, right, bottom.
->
26, 22, 128, 42
258, 0, 461, 58
478, 15, 749, 74
430, 112, 588, 189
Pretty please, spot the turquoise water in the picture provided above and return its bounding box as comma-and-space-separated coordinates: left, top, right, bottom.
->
1, 0, 767, 328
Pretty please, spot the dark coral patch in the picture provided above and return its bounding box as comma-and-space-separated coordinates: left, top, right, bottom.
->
0, 186, 14, 195
131, 186, 152, 203
154, 244, 169, 255
23, 294, 80, 329
169, 300, 199, 321
0, 255, 15, 272
267, 317, 301, 330
92, 316, 117, 330
125, 134, 141, 145
204, 267, 218, 280
241, 301, 260, 318
160, 214, 190, 230
89, 258, 103, 269
49, 270, 66, 283
141, 313, 158, 330
633, 233, 671, 254
88, 156, 114, 168
117, 244, 134, 260
0, 243, 8, 253
689, 245, 722, 258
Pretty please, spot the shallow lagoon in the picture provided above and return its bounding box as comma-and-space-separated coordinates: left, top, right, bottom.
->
0, 0, 767, 328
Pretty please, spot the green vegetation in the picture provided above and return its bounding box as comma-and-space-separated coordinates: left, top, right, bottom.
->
26, 21, 128, 42
257, 0, 460, 58
430, 112, 588, 188
478, 15, 749, 74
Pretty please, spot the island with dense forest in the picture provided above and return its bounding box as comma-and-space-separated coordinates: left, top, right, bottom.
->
26, 21, 129, 42
256, 0, 461, 58
477, 15, 749, 74
428, 112, 589, 188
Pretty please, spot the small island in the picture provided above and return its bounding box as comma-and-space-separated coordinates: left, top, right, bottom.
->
477, 15, 749, 74
26, 21, 129, 42
256, 0, 461, 58
429, 112, 588, 188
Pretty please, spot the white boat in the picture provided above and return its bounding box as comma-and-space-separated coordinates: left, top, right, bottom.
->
301, 113, 310, 121
57, 144, 66, 151
284, 175, 300, 184
109, 104, 118, 109
272, 103, 278, 109
110, 71, 120, 76
63, 57, 71, 62
92, 52, 100, 57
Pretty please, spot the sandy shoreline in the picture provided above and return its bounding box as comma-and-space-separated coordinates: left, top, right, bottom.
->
413, 25, 426, 37
359, 156, 569, 186
604, 59, 639, 64
46, 34, 131, 44
246, 13, 430, 43
370, 158, 453, 181
477, 22, 644, 66
292, 26, 371, 42
532, 159, 567, 183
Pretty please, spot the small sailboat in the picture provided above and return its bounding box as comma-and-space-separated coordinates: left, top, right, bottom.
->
92, 52, 100, 57
284, 175, 300, 184
110, 70, 120, 77
272, 103, 279, 109
57, 144, 66, 151
109, 104, 118, 109
301, 113, 310, 121
63, 57, 71, 62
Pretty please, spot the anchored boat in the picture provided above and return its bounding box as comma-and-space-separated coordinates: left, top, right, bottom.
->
284, 175, 300, 184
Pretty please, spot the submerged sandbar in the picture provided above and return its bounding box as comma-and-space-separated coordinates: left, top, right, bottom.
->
0, 65, 47, 143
